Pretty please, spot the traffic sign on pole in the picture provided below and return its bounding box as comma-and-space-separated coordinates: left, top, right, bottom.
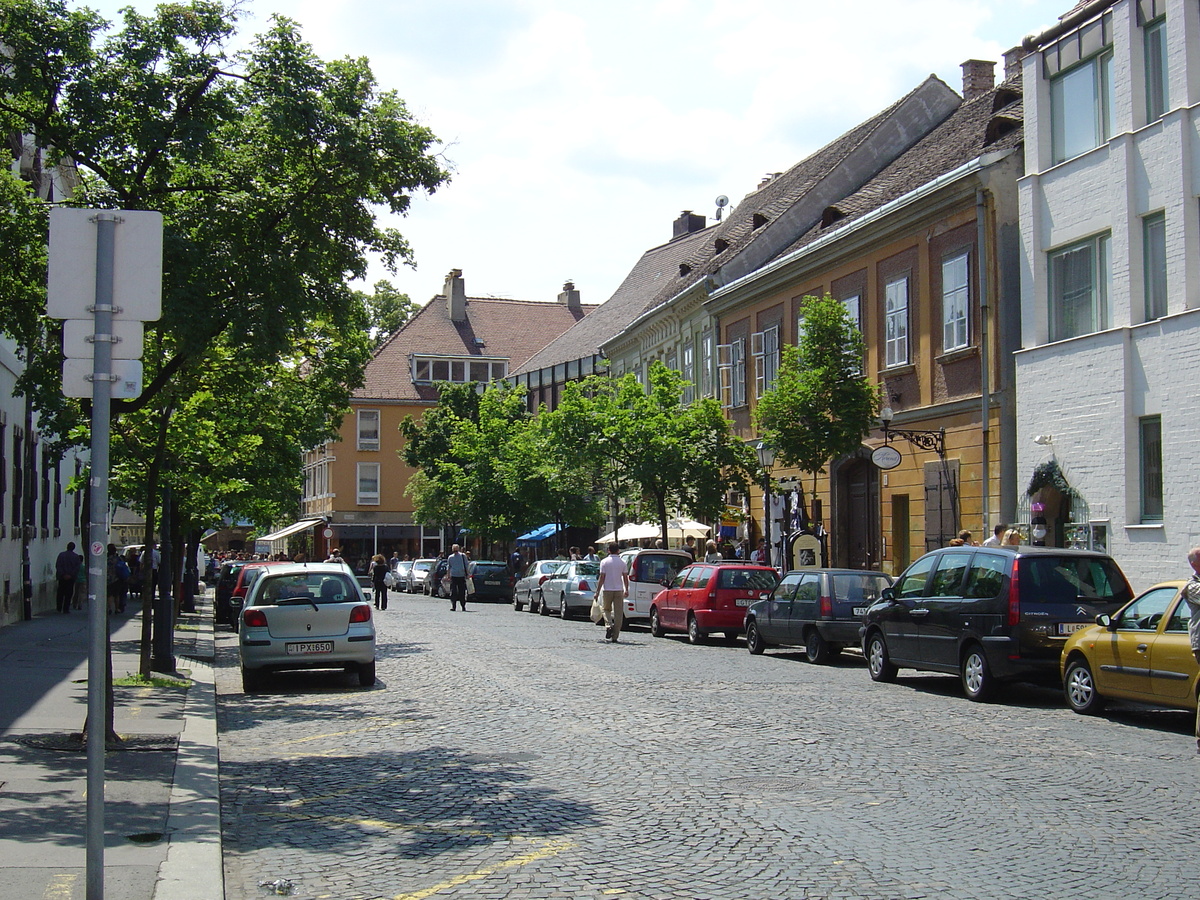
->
47, 208, 163, 321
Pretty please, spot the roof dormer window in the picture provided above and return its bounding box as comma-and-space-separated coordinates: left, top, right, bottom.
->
752, 213, 768, 229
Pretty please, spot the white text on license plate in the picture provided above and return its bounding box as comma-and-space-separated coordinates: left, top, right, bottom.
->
1057, 622, 1089, 635
287, 641, 333, 655
736, 598, 752, 607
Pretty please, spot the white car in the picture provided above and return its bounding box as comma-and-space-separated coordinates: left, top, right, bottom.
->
408, 558, 436, 594
539, 560, 600, 619
619, 549, 693, 623
238, 563, 376, 692
513, 559, 564, 612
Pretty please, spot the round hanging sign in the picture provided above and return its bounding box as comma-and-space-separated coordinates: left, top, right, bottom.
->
871, 445, 902, 470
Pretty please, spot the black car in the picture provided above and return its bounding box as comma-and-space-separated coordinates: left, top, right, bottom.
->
426, 559, 450, 598
745, 568, 892, 662
214, 560, 250, 627
467, 561, 516, 602
860, 545, 1133, 701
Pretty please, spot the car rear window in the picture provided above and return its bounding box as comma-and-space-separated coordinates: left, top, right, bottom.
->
258, 573, 360, 605
830, 573, 891, 604
1017, 556, 1132, 605
573, 563, 599, 577
474, 563, 507, 574
717, 568, 779, 590
632, 553, 690, 584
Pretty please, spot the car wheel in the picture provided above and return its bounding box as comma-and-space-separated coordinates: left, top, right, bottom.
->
527, 592, 538, 613
866, 631, 897, 683
723, 631, 739, 643
539, 591, 551, 615
650, 607, 664, 638
559, 594, 571, 619
960, 643, 996, 702
513, 596, 523, 612
687, 614, 705, 645
1063, 657, 1106, 715
358, 661, 377, 687
241, 667, 263, 693
804, 628, 830, 665
746, 619, 766, 655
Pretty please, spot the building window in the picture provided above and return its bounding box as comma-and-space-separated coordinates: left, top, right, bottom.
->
839, 295, 862, 374
717, 338, 745, 409
942, 253, 970, 351
356, 462, 380, 506
752, 325, 779, 398
1050, 51, 1113, 164
357, 409, 380, 451
682, 342, 694, 404
884, 276, 909, 367
412, 356, 507, 384
1049, 233, 1110, 341
11, 427, 22, 532
1139, 415, 1162, 522
1143, 212, 1167, 321
700, 330, 714, 398
1143, 13, 1167, 122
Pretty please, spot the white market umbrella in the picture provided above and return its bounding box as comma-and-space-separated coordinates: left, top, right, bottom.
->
595, 522, 661, 544
666, 517, 710, 539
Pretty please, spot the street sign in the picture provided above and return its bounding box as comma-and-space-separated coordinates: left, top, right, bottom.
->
62, 319, 144, 360
47, 208, 163, 321
62, 358, 143, 399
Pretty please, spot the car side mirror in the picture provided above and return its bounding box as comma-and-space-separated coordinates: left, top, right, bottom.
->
880, 587, 895, 602
1097, 613, 1113, 630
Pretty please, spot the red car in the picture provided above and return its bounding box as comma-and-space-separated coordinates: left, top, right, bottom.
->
650, 563, 780, 644
228, 560, 289, 631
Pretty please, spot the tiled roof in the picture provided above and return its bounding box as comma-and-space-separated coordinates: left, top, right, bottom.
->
514, 226, 712, 374
516, 75, 960, 373
777, 81, 1023, 259
358, 294, 596, 403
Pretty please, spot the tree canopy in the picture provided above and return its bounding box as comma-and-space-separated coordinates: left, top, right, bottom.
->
754, 294, 879, 479
0, 0, 449, 530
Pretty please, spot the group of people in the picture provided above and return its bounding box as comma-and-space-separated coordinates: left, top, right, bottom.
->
54, 541, 151, 615
945, 525, 1024, 549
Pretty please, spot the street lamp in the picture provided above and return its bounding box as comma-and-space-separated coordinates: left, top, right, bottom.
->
879, 406, 946, 458
755, 440, 776, 567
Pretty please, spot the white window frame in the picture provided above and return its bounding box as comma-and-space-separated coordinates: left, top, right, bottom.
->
701, 331, 714, 397
1050, 50, 1113, 164
884, 276, 909, 368
751, 325, 779, 399
941, 253, 970, 352
841, 295, 862, 375
682, 342, 694, 404
412, 355, 507, 384
1142, 12, 1167, 123
356, 409, 380, 451
1139, 414, 1163, 523
1049, 233, 1110, 341
1143, 211, 1167, 321
356, 462, 381, 506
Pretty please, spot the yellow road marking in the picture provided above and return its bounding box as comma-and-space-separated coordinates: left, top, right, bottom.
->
44, 873, 76, 899
391, 839, 575, 900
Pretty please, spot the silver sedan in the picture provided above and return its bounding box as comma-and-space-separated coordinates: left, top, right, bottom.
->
238, 563, 376, 692
514, 560, 565, 613
539, 561, 600, 619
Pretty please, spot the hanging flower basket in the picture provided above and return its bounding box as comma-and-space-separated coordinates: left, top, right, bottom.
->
1025, 459, 1078, 500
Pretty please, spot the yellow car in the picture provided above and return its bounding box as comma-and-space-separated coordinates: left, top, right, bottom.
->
1061, 581, 1197, 715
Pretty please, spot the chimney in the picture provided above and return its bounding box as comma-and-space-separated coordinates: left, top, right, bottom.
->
960, 59, 995, 100
1003, 46, 1027, 83
557, 280, 581, 310
671, 210, 706, 240
444, 268, 466, 323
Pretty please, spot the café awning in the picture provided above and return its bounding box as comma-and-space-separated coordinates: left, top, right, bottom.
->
255, 518, 325, 543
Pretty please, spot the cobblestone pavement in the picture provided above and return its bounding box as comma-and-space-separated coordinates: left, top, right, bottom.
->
214, 591, 1198, 900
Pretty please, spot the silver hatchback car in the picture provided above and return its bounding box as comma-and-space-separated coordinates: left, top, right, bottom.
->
238, 563, 377, 692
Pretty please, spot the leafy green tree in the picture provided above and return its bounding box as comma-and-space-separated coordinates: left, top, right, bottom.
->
356, 279, 420, 349
754, 294, 880, 496
546, 363, 756, 546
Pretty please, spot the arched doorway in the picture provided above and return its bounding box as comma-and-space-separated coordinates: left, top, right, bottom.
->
831, 449, 880, 570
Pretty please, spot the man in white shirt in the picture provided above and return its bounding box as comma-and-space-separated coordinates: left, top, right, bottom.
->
593, 543, 630, 643
981, 525, 1006, 548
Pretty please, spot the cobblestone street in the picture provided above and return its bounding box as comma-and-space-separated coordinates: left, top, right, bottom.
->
215, 592, 1197, 900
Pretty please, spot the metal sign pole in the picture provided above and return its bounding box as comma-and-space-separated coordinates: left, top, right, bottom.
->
86, 212, 119, 900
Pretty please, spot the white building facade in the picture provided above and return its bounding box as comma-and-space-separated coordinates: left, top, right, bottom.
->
1016, 0, 1200, 589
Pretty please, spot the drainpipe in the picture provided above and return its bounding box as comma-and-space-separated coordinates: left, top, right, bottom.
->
977, 188, 991, 541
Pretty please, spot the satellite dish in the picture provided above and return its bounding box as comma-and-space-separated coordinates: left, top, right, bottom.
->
715, 195, 729, 208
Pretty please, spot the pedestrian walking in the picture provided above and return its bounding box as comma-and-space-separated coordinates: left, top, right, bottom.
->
593, 542, 629, 643
369, 553, 389, 610
982, 524, 1006, 547
683, 535, 697, 561
54, 541, 82, 614
447, 543, 469, 611
1182, 547, 1200, 752
704, 539, 721, 564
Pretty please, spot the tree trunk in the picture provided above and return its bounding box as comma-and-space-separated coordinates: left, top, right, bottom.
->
138, 406, 171, 677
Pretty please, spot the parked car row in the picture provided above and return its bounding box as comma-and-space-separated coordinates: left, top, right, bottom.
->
388, 557, 517, 602
513, 543, 1199, 733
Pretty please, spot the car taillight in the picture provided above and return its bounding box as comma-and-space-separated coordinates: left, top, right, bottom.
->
578, 579, 591, 591
349, 605, 372, 624
819, 594, 832, 618
538, 575, 550, 585
243, 609, 268, 628
1007, 559, 1021, 626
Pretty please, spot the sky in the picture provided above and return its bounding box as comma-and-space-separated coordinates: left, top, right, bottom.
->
76, 0, 1075, 308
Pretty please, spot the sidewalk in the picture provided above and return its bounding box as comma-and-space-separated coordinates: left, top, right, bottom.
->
0, 590, 223, 900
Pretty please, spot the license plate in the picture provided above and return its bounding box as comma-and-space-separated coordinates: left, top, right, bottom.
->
853, 607, 869, 616
287, 641, 333, 655
736, 598, 752, 607
1057, 622, 1089, 635
484, 579, 501, 586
